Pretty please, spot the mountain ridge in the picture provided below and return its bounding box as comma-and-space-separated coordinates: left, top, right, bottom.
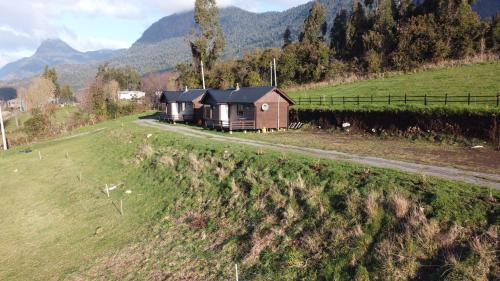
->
0, 0, 497, 91
0, 39, 123, 81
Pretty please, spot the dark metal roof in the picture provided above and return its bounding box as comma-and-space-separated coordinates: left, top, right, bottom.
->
203, 86, 294, 104
160, 89, 207, 103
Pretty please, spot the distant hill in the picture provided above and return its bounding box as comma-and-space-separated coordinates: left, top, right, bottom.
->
0, 39, 122, 81
0, 87, 16, 101
111, 0, 351, 75
0, 0, 497, 91
473, 0, 500, 18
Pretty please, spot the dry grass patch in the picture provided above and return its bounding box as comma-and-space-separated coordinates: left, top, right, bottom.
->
390, 192, 410, 219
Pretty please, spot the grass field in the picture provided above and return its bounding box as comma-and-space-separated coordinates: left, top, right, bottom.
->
288, 62, 500, 109
0, 114, 498, 280
213, 127, 500, 174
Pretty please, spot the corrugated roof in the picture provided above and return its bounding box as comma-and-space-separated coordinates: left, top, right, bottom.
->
160, 89, 207, 103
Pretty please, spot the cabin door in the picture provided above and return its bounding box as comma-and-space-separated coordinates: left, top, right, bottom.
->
170, 102, 178, 116
219, 104, 229, 126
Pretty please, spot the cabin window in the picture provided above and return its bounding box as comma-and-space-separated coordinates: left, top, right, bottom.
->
204, 106, 211, 119
237, 104, 245, 117
179, 102, 186, 111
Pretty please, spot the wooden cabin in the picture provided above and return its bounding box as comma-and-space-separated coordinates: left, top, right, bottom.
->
160, 89, 206, 124
201, 86, 294, 131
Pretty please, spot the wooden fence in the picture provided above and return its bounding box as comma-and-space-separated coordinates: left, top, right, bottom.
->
295, 93, 500, 107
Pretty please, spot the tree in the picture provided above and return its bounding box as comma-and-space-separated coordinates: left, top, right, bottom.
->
330, 10, 349, 59
42, 66, 61, 102
20, 77, 56, 112
175, 63, 201, 89
59, 85, 75, 103
283, 26, 293, 48
486, 13, 500, 52
96, 64, 142, 90
207, 62, 236, 89
299, 1, 327, 44
346, 1, 369, 59
391, 14, 448, 70
190, 0, 226, 70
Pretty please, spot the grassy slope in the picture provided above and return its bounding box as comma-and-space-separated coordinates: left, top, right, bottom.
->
288, 62, 500, 109
0, 115, 498, 280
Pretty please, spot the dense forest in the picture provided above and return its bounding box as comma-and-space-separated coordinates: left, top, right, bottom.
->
177, 0, 500, 89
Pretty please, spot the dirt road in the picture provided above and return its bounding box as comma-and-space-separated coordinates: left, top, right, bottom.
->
136, 119, 500, 189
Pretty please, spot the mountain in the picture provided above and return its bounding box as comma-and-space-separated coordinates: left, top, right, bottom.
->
1, 0, 497, 91
473, 0, 500, 19
111, 0, 351, 75
0, 39, 123, 81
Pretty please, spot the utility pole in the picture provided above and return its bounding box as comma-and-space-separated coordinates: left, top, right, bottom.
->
270, 62, 273, 86
201, 60, 206, 90
0, 105, 7, 150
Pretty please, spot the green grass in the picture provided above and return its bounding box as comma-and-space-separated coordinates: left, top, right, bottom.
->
288, 62, 500, 109
4, 105, 78, 132
0, 114, 498, 280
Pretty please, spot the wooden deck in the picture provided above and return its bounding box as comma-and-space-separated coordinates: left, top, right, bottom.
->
205, 119, 256, 130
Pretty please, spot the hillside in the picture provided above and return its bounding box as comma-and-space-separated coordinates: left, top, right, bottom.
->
288, 62, 500, 108
0, 39, 122, 82
0, 115, 498, 280
15, 0, 352, 90
111, 1, 351, 74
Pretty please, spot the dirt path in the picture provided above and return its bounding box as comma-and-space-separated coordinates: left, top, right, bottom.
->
136, 119, 500, 189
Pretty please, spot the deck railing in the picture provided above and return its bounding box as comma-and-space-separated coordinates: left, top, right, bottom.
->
205, 119, 256, 130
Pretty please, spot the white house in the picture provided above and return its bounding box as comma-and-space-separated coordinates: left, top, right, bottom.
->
117, 91, 146, 101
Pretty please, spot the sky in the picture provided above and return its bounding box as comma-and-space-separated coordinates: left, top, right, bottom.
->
0, 0, 308, 68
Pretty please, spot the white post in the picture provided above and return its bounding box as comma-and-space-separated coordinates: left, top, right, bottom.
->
235, 264, 239, 281
0, 106, 7, 150
201, 61, 206, 90
106, 184, 110, 197
270, 62, 273, 86
273, 58, 278, 88
120, 199, 123, 215
277, 92, 280, 130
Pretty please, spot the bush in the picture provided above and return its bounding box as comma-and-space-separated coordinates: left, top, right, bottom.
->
24, 109, 51, 138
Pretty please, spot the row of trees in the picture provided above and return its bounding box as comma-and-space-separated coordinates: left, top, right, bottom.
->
177, 0, 500, 89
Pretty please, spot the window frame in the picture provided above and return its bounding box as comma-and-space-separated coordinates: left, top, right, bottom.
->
237, 104, 245, 117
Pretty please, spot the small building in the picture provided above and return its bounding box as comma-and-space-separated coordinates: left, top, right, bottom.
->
117, 91, 146, 101
160, 89, 207, 123
201, 86, 294, 131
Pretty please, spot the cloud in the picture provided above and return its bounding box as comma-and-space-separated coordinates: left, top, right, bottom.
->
0, 0, 310, 67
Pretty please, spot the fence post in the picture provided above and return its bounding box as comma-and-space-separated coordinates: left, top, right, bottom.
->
388, 94, 391, 105
424, 94, 427, 106
467, 93, 471, 105
404, 94, 407, 105
309, 97, 312, 105
357, 96, 360, 105
445, 94, 448, 105
343, 96, 345, 105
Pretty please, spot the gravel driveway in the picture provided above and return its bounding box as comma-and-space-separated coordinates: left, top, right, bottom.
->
136, 119, 500, 189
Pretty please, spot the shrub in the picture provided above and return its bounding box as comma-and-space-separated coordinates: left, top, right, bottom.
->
23, 109, 51, 138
